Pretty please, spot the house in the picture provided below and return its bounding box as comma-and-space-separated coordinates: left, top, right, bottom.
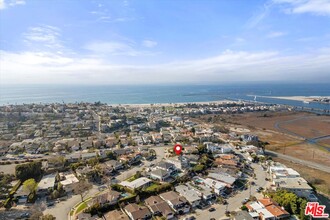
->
166, 156, 189, 170
37, 174, 56, 196
150, 169, 170, 181
187, 182, 216, 202
120, 177, 152, 191
246, 198, 290, 220
94, 190, 121, 206
175, 185, 201, 208
274, 177, 315, 200
105, 160, 124, 170
65, 153, 81, 163
104, 210, 129, 220
113, 149, 132, 157
154, 161, 177, 174
214, 154, 239, 168
184, 154, 199, 165
203, 178, 226, 195
81, 152, 98, 160
269, 165, 300, 180
76, 166, 94, 177
60, 173, 79, 193
205, 143, 233, 154
207, 172, 237, 186
241, 134, 258, 142
145, 196, 175, 219
160, 191, 190, 215
124, 203, 152, 220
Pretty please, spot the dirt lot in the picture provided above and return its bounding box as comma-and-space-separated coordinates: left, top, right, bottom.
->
273, 157, 330, 200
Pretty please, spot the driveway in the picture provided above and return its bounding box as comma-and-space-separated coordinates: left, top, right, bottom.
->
182, 162, 268, 220
43, 145, 168, 220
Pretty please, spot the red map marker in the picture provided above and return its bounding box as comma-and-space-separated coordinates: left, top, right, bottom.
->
174, 144, 183, 155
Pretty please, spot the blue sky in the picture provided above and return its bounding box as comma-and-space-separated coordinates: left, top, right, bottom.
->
1, 0, 330, 84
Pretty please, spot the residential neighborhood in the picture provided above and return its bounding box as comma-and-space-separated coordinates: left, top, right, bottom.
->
0, 102, 327, 220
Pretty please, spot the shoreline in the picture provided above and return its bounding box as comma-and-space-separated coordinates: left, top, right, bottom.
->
249, 95, 330, 103
0, 99, 241, 107
109, 100, 237, 107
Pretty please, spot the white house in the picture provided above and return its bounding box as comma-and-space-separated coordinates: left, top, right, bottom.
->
175, 185, 201, 208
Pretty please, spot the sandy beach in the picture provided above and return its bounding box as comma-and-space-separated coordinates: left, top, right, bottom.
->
251, 95, 330, 103
110, 100, 236, 107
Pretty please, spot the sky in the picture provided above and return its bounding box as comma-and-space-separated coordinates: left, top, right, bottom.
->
0, 0, 330, 85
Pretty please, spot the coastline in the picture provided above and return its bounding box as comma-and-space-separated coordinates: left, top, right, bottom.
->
110, 100, 237, 107
249, 95, 330, 103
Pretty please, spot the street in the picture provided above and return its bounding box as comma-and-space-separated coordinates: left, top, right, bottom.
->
42, 146, 167, 220
183, 162, 268, 220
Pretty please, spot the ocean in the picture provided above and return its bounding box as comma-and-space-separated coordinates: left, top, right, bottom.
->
0, 83, 330, 110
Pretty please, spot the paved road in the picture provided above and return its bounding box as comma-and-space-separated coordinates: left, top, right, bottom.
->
182, 162, 268, 220
42, 146, 168, 220
42, 185, 99, 220
265, 150, 330, 174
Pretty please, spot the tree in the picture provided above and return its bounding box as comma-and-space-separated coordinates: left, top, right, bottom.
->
23, 178, 37, 195
15, 161, 42, 181
74, 180, 92, 202
241, 205, 248, 211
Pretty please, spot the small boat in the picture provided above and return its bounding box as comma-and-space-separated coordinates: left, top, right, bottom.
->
303, 101, 309, 104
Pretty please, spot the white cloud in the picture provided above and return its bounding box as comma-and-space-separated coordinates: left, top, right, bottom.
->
0, 0, 25, 10
267, 31, 287, 38
142, 40, 157, 48
246, 1, 274, 28
85, 41, 157, 56
8, 0, 25, 6
1, 48, 330, 84
23, 25, 64, 51
273, 0, 330, 16
0, 0, 5, 9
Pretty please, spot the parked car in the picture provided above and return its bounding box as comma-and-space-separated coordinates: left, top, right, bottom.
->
241, 198, 249, 204
20, 213, 30, 218
208, 207, 216, 212
47, 201, 55, 207
256, 186, 264, 192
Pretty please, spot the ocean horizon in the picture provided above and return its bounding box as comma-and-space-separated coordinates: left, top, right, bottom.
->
1, 83, 330, 110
